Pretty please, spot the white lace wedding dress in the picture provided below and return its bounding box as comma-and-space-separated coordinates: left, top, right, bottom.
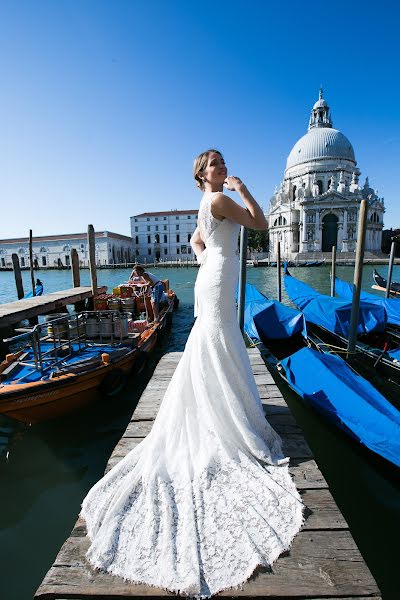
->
81, 192, 303, 597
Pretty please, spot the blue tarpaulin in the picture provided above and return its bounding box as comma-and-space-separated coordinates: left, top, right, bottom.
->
335, 277, 400, 327
240, 284, 307, 340
284, 273, 386, 337
280, 347, 400, 467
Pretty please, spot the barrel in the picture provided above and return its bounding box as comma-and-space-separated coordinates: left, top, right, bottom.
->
99, 316, 113, 338
86, 316, 99, 338
121, 297, 135, 314
108, 297, 121, 311
113, 314, 129, 339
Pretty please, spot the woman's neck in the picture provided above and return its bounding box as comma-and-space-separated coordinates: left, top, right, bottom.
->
204, 183, 223, 193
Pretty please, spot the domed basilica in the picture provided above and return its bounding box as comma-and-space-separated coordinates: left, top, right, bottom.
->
268, 90, 385, 259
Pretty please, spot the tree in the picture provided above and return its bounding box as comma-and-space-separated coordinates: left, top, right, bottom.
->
247, 229, 269, 252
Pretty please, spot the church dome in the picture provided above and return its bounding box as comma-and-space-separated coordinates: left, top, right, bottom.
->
286, 127, 356, 170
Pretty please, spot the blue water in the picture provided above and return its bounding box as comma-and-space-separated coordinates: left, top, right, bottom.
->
0, 265, 399, 599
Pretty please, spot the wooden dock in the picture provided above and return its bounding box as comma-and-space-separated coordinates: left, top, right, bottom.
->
0, 286, 106, 329
35, 348, 381, 599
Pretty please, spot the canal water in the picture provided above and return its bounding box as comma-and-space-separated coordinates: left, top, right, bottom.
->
0, 265, 399, 600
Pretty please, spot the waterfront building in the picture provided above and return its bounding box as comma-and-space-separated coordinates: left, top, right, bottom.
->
131, 209, 198, 261
0, 231, 133, 269
268, 90, 385, 259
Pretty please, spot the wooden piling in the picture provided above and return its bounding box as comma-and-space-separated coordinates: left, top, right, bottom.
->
12, 253, 24, 299
347, 199, 368, 356
87, 225, 98, 301
385, 241, 396, 299
71, 249, 85, 311
29, 229, 36, 296
331, 245, 336, 297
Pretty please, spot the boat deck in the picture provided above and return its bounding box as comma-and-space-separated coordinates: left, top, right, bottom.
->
0, 286, 107, 329
35, 348, 381, 599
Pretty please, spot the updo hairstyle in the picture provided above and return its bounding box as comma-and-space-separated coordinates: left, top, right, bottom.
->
193, 149, 223, 191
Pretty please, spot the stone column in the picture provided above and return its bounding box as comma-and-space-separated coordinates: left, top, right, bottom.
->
299, 209, 306, 252
341, 210, 348, 252
315, 210, 321, 251
337, 222, 343, 251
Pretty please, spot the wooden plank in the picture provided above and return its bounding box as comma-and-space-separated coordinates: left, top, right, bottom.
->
0, 286, 106, 327
35, 531, 379, 599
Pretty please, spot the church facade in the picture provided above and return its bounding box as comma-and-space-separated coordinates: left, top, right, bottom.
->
268, 90, 385, 259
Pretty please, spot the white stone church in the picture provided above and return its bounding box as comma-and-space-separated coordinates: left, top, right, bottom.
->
268, 90, 385, 260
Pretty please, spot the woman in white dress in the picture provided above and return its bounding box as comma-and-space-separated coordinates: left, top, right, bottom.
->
81, 149, 303, 598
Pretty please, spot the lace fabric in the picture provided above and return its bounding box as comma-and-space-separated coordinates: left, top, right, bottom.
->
81, 191, 303, 597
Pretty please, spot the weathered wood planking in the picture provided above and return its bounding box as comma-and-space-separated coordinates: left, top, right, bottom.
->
35, 348, 381, 599
0, 286, 107, 328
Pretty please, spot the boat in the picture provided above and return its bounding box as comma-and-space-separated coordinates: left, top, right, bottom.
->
373, 269, 400, 295
284, 269, 400, 401
242, 283, 400, 468
0, 282, 178, 424
335, 276, 400, 328
24, 280, 44, 298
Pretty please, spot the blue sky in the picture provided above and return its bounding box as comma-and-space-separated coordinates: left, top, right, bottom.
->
0, 0, 399, 239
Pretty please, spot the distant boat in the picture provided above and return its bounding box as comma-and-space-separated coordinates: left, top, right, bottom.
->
373, 269, 400, 295
242, 283, 400, 469
24, 280, 44, 298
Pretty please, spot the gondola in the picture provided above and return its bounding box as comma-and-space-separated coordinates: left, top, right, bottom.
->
284, 269, 400, 404
242, 283, 400, 468
373, 268, 400, 295
335, 276, 400, 329
0, 285, 177, 424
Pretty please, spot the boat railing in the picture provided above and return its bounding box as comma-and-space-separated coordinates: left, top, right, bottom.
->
6, 310, 131, 375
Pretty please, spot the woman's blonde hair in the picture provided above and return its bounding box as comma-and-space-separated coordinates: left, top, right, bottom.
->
193, 149, 223, 191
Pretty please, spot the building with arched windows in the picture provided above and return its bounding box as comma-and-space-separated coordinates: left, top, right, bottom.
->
268, 90, 385, 260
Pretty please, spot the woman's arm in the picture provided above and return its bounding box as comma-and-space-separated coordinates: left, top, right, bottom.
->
190, 226, 205, 259
211, 177, 268, 230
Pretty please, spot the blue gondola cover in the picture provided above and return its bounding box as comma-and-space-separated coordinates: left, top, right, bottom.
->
285, 274, 386, 336
335, 277, 400, 327
279, 347, 400, 467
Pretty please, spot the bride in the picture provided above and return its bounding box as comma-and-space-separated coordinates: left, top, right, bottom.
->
81, 149, 303, 598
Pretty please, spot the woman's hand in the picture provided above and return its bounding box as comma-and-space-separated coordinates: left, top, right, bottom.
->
223, 176, 246, 193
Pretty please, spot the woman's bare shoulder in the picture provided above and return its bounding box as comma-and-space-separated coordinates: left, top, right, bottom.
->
211, 192, 234, 219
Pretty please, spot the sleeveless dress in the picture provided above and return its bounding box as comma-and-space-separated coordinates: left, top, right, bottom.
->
81, 192, 303, 597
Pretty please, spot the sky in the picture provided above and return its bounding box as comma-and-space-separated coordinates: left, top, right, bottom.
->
0, 0, 399, 239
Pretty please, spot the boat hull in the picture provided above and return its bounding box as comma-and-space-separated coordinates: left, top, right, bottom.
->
0, 348, 139, 423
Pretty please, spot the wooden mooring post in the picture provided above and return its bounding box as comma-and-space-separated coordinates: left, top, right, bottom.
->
331, 245, 336, 297
35, 348, 381, 600
347, 199, 367, 356
12, 253, 24, 299
385, 240, 396, 299
87, 225, 97, 309
71, 248, 85, 311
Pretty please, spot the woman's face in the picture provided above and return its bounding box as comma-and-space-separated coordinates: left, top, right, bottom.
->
202, 152, 227, 188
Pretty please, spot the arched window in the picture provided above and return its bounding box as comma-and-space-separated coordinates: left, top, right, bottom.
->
164, 234, 167, 243
18, 247, 25, 254
63, 245, 70, 251
292, 185, 297, 201
40, 246, 47, 253
188, 233, 191, 242
135, 236, 139, 244
317, 180, 323, 194
370, 212, 379, 223
274, 216, 287, 226
155, 234, 160, 243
